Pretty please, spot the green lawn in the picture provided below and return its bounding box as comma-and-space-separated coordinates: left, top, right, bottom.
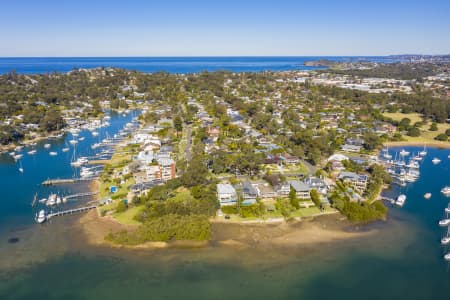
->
383, 112, 423, 124
113, 205, 144, 226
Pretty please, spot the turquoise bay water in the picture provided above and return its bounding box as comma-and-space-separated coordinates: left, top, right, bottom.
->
1, 139, 450, 299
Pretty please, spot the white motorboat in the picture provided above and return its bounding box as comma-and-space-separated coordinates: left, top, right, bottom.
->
424, 193, 432, 199
412, 155, 422, 161
27, 149, 37, 155
69, 139, 78, 145
445, 253, 450, 261
62, 147, 70, 152
432, 157, 441, 164
442, 237, 450, 245
441, 186, 450, 196
49, 151, 58, 156
406, 160, 420, 169
13, 154, 23, 160
445, 207, 450, 213
79, 137, 85, 141
92, 131, 99, 137
396, 194, 406, 206
439, 219, 450, 227
44, 143, 51, 149
46, 194, 57, 206
36, 210, 46, 224
399, 149, 410, 156
71, 157, 88, 167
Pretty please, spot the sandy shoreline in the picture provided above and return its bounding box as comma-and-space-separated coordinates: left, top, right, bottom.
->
384, 141, 450, 149
77, 210, 376, 250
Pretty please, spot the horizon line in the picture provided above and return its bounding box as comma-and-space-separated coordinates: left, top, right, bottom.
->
0, 54, 449, 59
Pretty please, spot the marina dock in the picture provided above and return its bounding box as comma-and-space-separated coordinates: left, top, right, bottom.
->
46, 205, 97, 220
42, 177, 98, 186
63, 191, 98, 202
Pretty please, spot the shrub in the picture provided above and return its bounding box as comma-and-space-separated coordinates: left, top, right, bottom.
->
429, 122, 438, 131
407, 127, 420, 137
116, 200, 128, 213
435, 133, 448, 141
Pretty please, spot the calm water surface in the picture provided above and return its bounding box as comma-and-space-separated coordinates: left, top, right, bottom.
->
0, 56, 399, 74
1, 130, 450, 299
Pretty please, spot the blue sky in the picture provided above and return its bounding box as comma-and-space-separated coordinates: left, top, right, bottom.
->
0, 0, 449, 56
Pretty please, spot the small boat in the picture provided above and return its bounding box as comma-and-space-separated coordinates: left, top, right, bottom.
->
399, 149, 410, 156
69, 139, 78, 145
432, 157, 441, 164
18, 167, 23, 173
27, 149, 37, 155
396, 194, 407, 206
441, 237, 450, 245
92, 131, 99, 137
46, 194, 57, 206
441, 186, 450, 196
13, 154, 23, 160
79, 137, 85, 141
424, 193, 432, 199
419, 145, 427, 156
14, 146, 24, 151
445, 253, 450, 261
445, 207, 450, 213
36, 210, 46, 224
406, 160, 420, 169
49, 151, 58, 156
44, 143, 51, 149
62, 147, 70, 152
412, 154, 422, 161
439, 219, 450, 227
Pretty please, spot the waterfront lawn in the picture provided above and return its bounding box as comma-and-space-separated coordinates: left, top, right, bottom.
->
113, 206, 144, 226
383, 112, 423, 124
402, 122, 450, 144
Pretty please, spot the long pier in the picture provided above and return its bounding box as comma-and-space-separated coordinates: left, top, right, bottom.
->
63, 191, 98, 202
46, 205, 97, 220
42, 177, 98, 186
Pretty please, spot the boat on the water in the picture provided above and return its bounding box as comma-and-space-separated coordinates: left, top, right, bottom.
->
36, 210, 46, 224
424, 193, 432, 199
396, 194, 406, 206
432, 157, 441, 164
441, 186, 450, 196
439, 219, 450, 227
69, 139, 78, 145
399, 149, 410, 156
44, 143, 51, 149
49, 151, 58, 156
13, 154, 23, 160
62, 147, 70, 152
445, 253, 450, 261
441, 237, 450, 245
27, 149, 37, 155
419, 145, 427, 156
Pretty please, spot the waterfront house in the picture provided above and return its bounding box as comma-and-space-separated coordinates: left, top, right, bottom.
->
217, 184, 238, 206
288, 180, 311, 199
304, 176, 328, 195
337, 171, 368, 194
241, 181, 258, 205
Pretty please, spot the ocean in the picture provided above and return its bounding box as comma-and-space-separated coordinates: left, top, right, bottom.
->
0, 56, 398, 74
0, 57, 449, 299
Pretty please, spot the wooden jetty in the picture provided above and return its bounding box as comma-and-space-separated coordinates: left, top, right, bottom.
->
42, 177, 98, 186
46, 205, 97, 220
63, 191, 98, 201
